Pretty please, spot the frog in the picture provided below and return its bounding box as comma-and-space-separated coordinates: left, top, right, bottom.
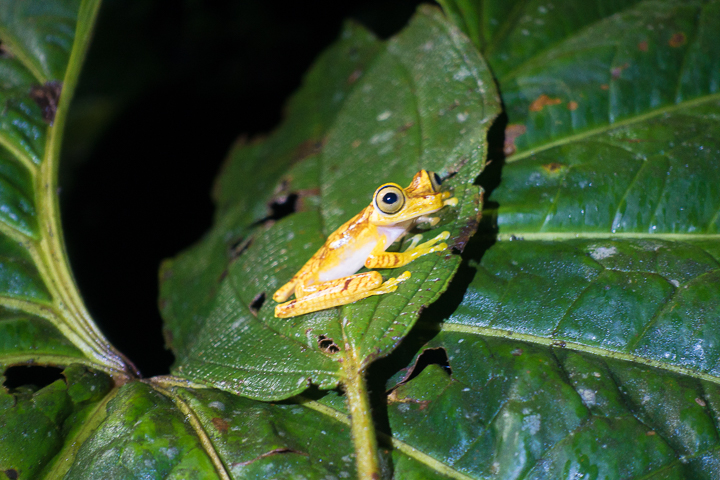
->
273, 169, 457, 318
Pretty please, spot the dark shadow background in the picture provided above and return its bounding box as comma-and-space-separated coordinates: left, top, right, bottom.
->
60, 0, 430, 377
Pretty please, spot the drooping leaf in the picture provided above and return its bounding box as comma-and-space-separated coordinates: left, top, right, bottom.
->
0, 364, 114, 479
0, 0, 131, 376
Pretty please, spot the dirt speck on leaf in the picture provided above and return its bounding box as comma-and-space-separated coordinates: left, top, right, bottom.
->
567, 101, 578, 111
611, 63, 630, 79
529, 94, 562, 112
542, 162, 565, 174
504, 124, 527, 156
29, 81, 62, 125
347, 69, 362, 84
668, 32, 686, 47
212, 417, 229, 433
233, 448, 307, 467
638, 40, 649, 51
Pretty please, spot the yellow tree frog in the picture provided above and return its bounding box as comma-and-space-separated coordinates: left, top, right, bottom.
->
273, 170, 458, 318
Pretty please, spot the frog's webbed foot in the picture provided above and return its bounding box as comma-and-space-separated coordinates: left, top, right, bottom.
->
373, 271, 412, 294
404, 231, 450, 257
414, 216, 441, 228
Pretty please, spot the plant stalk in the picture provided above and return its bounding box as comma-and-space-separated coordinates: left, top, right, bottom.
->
343, 347, 381, 479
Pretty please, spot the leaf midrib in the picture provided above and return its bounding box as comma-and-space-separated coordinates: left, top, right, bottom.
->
506, 92, 720, 164
298, 395, 477, 480
439, 323, 720, 386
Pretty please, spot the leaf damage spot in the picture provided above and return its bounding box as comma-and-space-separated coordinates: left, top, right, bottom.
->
264, 193, 299, 223
567, 101, 578, 111
163, 328, 174, 349
230, 237, 253, 259
318, 334, 340, 354
392, 347, 452, 388
600, 84, 609, 90
452, 193, 483, 253
668, 32, 686, 48
0, 41, 12, 58
4, 469, 18, 480
696, 397, 707, 407
249, 292, 266, 316
3, 365, 64, 390
504, 124, 527, 156
529, 94, 562, 112
589, 245, 617, 260
254, 177, 322, 226
611, 63, 630, 79
233, 448, 307, 467
638, 40, 649, 51
542, 162, 565, 174
292, 139, 325, 164
347, 69, 362, 84
29, 81, 62, 125
511, 348, 523, 356
397, 121, 415, 134
212, 417, 229, 433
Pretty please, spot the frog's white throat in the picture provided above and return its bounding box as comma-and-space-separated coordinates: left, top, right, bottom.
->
316, 221, 414, 283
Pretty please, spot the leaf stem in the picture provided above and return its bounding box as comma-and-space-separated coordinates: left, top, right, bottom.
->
343, 347, 381, 480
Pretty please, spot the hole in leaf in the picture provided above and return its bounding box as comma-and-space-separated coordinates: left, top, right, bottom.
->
317, 334, 340, 354
253, 193, 298, 226
3, 365, 64, 391
402, 347, 451, 385
249, 292, 265, 316
4, 469, 18, 480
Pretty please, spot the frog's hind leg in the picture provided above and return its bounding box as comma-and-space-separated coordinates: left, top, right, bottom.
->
274, 271, 411, 318
273, 276, 300, 303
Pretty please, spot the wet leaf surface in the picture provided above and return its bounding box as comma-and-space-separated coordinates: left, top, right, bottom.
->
4, 0, 720, 478
0, 0, 129, 377
161, 6, 500, 401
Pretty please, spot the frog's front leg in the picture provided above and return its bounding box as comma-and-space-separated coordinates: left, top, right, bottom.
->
365, 231, 450, 269
274, 271, 411, 318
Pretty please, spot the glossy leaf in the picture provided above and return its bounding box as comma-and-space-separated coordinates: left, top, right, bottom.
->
413, 0, 720, 477
0, 0, 131, 376
5, 0, 720, 478
161, 6, 501, 401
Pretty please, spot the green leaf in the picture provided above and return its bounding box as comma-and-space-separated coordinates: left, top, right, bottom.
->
0, 0, 131, 375
161, 6, 501, 401
0, 364, 114, 479
6, 0, 720, 478
159, 6, 500, 475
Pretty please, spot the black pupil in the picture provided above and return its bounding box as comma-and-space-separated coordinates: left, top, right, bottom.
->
383, 192, 398, 204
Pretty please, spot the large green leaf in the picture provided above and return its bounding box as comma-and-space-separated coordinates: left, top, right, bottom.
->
160, 6, 501, 401
5, 0, 720, 478
0, 0, 131, 376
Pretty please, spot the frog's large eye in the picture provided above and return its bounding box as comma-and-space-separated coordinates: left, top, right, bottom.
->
429, 171, 442, 192
374, 184, 405, 215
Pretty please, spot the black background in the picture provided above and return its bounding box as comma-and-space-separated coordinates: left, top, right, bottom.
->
60, 0, 429, 377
